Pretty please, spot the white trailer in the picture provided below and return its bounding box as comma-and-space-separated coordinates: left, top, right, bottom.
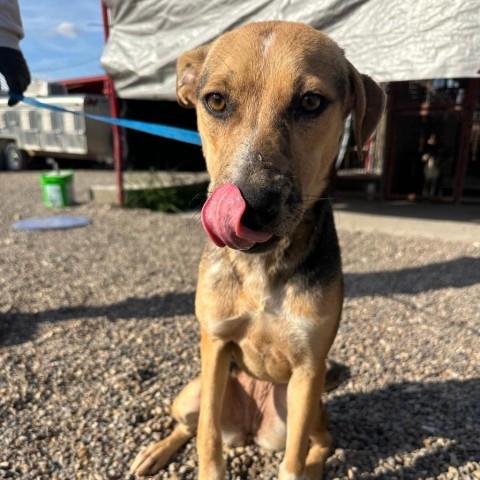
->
0, 93, 113, 170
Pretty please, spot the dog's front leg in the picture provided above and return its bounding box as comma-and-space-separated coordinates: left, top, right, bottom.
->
197, 330, 230, 480
279, 364, 326, 480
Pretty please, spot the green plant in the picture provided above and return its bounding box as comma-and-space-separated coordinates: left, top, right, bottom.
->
124, 182, 209, 213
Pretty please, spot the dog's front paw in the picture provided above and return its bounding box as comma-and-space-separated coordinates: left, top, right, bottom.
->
129, 441, 170, 477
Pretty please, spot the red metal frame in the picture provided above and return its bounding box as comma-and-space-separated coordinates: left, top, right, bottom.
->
383, 79, 479, 203
57, 75, 108, 94
101, 0, 124, 206
455, 79, 479, 202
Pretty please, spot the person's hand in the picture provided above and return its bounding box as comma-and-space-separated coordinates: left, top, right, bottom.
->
0, 46, 31, 106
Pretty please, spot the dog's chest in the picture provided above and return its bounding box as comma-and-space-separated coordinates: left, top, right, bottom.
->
231, 282, 317, 383
201, 253, 323, 382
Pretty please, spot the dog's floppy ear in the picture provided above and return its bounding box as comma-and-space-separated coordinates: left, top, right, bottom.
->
347, 61, 386, 157
176, 44, 210, 108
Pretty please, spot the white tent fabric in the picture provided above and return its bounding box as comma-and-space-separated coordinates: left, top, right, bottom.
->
100, 0, 480, 100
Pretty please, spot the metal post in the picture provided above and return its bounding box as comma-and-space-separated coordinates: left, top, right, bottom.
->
101, 0, 124, 206
453, 79, 479, 203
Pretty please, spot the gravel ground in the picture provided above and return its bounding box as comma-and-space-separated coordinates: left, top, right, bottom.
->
0, 170, 479, 480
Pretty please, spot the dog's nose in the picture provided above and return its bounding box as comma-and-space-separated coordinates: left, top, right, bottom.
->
239, 187, 281, 229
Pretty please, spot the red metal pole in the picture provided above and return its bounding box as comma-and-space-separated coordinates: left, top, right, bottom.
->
101, 0, 124, 206
452, 79, 479, 203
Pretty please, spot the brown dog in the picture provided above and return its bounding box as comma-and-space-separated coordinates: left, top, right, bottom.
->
131, 20, 385, 479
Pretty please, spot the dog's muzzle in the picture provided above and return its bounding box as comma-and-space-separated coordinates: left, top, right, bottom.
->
236, 185, 282, 232
201, 183, 275, 251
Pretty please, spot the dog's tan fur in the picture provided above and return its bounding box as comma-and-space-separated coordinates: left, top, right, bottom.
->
131, 21, 385, 479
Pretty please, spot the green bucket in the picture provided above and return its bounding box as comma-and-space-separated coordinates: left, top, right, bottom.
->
40, 170, 75, 208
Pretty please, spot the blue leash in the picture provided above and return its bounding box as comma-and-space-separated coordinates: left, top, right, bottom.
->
11, 94, 202, 147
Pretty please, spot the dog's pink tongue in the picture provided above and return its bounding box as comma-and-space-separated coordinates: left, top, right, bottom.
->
201, 183, 273, 250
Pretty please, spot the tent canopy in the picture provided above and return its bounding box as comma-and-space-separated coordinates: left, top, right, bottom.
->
101, 0, 480, 100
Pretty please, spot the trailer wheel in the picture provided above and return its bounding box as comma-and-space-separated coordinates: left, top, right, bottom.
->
4, 142, 29, 171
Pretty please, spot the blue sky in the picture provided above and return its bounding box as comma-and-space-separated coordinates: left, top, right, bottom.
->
19, 0, 106, 81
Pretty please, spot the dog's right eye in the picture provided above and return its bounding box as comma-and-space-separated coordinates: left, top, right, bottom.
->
205, 93, 226, 113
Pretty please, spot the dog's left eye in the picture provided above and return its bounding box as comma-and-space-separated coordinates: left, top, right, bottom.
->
299, 93, 326, 113
205, 93, 226, 112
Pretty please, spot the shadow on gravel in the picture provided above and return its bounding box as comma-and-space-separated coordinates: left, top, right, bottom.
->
3, 256, 479, 347
0, 291, 195, 347
326, 378, 480, 479
345, 256, 480, 297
